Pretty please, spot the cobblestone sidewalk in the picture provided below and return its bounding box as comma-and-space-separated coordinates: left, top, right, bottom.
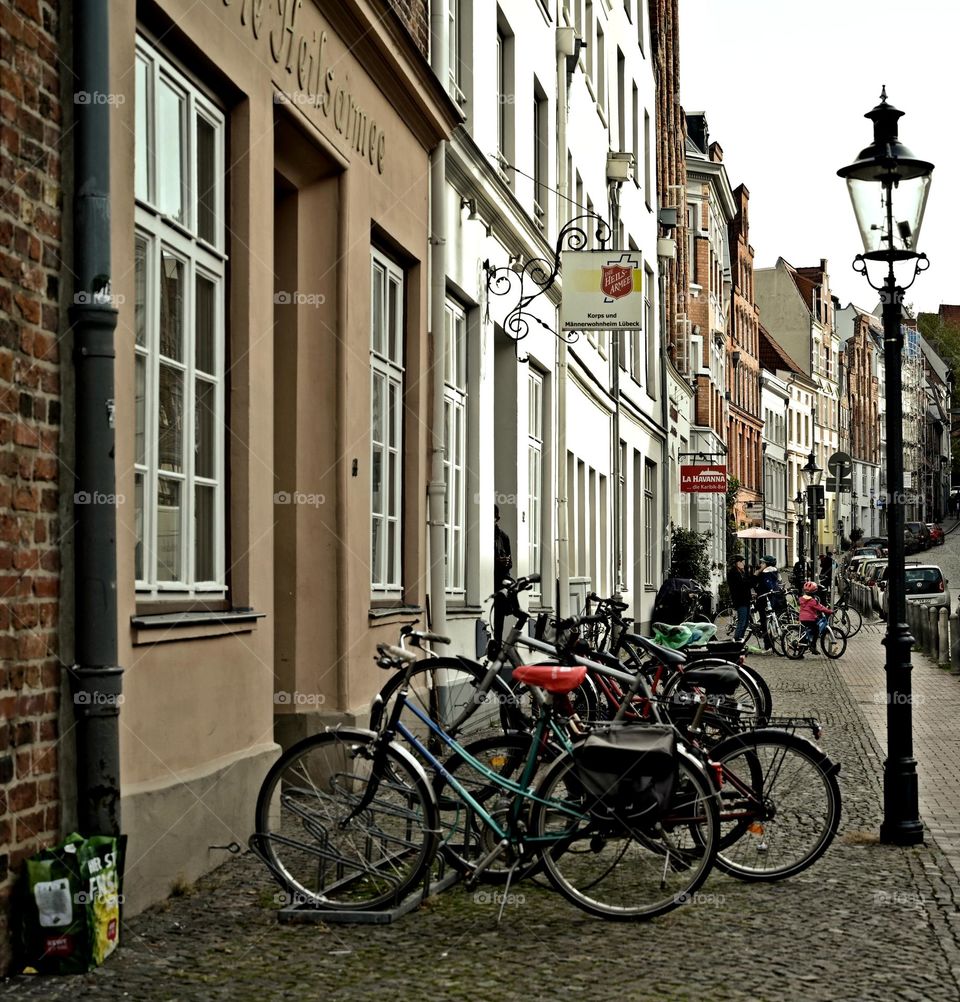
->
4, 636, 960, 1002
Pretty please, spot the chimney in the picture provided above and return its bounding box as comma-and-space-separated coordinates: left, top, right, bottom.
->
686, 112, 708, 154
708, 141, 723, 163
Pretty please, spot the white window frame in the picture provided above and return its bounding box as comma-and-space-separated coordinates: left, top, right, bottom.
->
528, 369, 544, 601
134, 35, 226, 597
644, 459, 656, 586
444, 300, 467, 595
371, 249, 405, 596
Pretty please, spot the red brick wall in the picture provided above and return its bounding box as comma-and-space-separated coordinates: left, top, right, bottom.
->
388, 0, 429, 59
0, 0, 63, 972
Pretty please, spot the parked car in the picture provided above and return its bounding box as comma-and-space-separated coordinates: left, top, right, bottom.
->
904, 522, 931, 551
859, 536, 887, 549
847, 552, 880, 579
927, 523, 945, 546
864, 560, 888, 614
881, 563, 950, 620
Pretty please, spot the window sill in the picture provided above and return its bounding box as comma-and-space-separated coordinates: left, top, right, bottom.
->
130, 608, 265, 646
446, 604, 484, 619
368, 605, 424, 623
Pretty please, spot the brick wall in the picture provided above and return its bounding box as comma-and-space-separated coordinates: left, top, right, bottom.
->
0, 0, 64, 973
388, 0, 429, 59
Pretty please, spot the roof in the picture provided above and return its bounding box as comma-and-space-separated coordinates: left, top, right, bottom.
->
759, 324, 805, 376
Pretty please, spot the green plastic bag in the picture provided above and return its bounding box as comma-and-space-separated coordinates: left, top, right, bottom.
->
20, 833, 124, 974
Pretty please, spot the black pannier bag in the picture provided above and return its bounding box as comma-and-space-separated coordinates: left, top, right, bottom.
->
571, 725, 678, 824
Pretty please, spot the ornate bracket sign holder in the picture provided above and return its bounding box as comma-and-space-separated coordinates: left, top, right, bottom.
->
483, 213, 612, 342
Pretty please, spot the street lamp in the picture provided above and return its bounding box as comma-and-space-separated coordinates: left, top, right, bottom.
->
800, 453, 822, 565
839, 87, 933, 847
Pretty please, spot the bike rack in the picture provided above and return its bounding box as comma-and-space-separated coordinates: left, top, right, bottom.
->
248, 832, 460, 925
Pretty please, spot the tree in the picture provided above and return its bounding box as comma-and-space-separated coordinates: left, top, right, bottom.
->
670, 524, 712, 588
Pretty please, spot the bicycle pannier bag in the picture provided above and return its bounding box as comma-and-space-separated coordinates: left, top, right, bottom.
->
571, 725, 677, 824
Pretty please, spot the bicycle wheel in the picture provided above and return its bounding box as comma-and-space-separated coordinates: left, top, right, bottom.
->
433, 732, 556, 882
254, 728, 438, 909
821, 626, 847, 659
709, 729, 842, 881
659, 661, 768, 731
782, 622, 808, 660
373, 657, 515, 759
713, 608, 738, 640
530, 747, 719, 920
737, 663, 773, 724
836, 605, 862, 638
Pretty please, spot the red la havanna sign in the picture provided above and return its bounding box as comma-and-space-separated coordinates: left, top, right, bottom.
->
680, 464, 727, 493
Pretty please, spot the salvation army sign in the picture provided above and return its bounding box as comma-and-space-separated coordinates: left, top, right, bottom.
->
560, 251, 643, 331
680, 465, 727, 493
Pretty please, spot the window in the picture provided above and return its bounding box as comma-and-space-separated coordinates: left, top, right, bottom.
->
596, 23, 606, 112
371, 250, 405, 594
643, 109, 651, 208
134, 37, 226, 596
644, 264, 656, 396
585, 1, 594, 81
617, 50, 625, 151
448, 0, 462, 102
631, 83, 639, 183
637, 0, 645, 54
533, 82, 547, 231
496, 28, 506, 166
444, 301, 467, 594
528, 370, 544, 598
687, 203, 698, 283
644, 460, 656, 586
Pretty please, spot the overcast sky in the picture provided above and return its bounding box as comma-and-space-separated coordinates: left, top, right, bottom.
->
679, 0, 956, 316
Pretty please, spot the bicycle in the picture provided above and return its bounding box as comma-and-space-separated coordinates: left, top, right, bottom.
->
489, 619, 841, 882
783, 610, 847, 660
255, 641, 722, 920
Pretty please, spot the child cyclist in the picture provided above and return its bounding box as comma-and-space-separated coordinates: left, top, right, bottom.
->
798, 580, 832, 657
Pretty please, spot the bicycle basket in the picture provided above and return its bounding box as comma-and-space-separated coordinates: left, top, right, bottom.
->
571, 725, 678, 824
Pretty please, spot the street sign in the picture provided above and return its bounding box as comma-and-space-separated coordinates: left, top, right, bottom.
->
827, 451, 853, 494
808, 485, 825, 520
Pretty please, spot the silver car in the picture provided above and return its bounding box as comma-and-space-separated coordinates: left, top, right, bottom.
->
881, 564, 950, 620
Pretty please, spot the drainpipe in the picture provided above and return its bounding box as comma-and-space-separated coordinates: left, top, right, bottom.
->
428, 1, 448, 639
69, 0, 122, 836
556, 36, 570, 617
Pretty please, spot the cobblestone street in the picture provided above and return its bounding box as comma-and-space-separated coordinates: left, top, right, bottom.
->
5, 622, 960, 1002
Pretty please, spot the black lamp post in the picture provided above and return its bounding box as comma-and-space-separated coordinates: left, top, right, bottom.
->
801, 452, 823, 571
794, 491, 806, 580
839, 87, 933, 846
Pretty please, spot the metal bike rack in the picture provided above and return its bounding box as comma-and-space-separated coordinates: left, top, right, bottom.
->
248, 832, 460, 925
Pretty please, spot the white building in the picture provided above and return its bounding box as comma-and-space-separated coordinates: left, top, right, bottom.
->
432, 0, 667, 652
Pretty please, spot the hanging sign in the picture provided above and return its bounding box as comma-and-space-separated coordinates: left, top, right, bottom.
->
560, 251, 643, 331
680, 465, 727, 493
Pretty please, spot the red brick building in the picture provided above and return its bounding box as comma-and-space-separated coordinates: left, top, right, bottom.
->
0, 0, 64, 968
727, 184, 764, 525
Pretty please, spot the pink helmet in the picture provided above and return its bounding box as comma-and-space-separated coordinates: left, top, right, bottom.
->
802, 581, 819, 594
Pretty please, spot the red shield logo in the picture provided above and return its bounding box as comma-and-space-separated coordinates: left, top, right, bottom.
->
600, 264, 634, 300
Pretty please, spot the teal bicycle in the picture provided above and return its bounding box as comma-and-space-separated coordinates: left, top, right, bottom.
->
254, 637, 721, 921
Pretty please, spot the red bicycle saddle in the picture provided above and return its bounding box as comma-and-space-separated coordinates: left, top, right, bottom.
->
512, 664, 587, 695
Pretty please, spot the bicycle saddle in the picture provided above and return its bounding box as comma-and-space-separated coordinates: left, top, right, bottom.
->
513, 664, 588, 695
624, 633, 686, 667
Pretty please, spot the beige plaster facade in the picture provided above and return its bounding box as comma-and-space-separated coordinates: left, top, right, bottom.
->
105, 0, 457, 912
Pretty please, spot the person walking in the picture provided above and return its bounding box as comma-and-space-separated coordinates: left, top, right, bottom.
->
494, 504, 512, 591
726, 556, 752, 642
798, 581, 833, 658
